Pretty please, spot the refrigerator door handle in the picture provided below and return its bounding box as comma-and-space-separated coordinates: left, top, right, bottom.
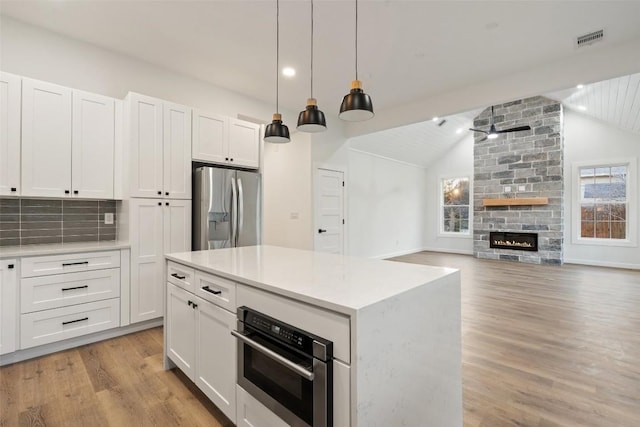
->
231, 176, 238, 247
237, 177, 244, 244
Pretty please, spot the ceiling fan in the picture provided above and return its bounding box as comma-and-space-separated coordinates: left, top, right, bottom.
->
469, 106, 531, 141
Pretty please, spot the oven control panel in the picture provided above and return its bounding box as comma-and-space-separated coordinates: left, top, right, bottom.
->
246, 310, 307, 351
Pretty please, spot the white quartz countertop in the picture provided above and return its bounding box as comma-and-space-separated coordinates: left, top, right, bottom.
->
0, 241, 131, 259
166, 245, 458, 315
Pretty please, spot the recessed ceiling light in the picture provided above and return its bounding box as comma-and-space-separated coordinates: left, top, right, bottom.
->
432, 117, 439, 122
456, 128, 463, 134
578, 105, 587, 111
282, 67, 296, 77
576, 84, 584, 89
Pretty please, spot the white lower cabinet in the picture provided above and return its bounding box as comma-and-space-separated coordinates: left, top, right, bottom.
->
236, 385, 290, 427
166, 282, 236, 424
0, 260, 18, 355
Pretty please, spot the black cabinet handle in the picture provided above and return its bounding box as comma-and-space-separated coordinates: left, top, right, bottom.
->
229, 158, 234, 162
158, 202, 161, 206
10, 187, 16, 192
62, 285, 89, 292
62, 317, 88, 326
73, 190, 79, 195
165, 202, 169, 206
202, 285, 222, 295
225, 157, 229, 161
318, 229, 327, 234
157, 191, 162, 195
64, 190, 70, 194
62, 261, 89, 267
165, 192, 169, 196
8, 264, 14, 269
171, 273, 186, 280
187, 300, 193, 307
192, 303, 198, 309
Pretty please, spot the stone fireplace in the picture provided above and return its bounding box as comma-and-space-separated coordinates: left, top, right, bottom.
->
473, 96, 563, 264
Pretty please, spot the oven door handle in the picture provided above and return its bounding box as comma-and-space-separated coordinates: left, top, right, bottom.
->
231, 330, 315, 381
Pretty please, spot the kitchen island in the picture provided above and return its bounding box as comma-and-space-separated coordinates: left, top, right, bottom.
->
164, 245, 461, 426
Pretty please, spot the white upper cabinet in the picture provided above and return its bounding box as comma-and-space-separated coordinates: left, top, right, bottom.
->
163, 103, 192, 199
229, 118, 260, 169
127, 93, 192, 199
192, 110, 259, 169
127, 93, 164, 198
72, 90, 115, 199
0, 72, 21, 196
21, 78, 73, 198
21, 77, 116, 199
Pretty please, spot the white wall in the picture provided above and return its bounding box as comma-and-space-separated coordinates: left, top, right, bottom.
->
1, 16, 314, 250
347, 149, 427, 258
424, 134, 474, 255
563, 110, 640, 269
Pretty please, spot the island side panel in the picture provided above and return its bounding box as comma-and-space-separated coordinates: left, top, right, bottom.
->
353, 270, 462, 426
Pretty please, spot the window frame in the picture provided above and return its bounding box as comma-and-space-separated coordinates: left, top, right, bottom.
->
572, 158, 637, 247
438, 175, 472, 238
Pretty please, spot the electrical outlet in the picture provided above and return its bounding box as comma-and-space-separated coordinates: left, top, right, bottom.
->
104, 213, 114, 225
290, 212, 299, 220
518, 185, 526, 191
504, 186, 511, 193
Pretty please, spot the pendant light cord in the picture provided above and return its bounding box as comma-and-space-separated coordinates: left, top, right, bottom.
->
276, 0, 280, 114
355, 0, 358, 81
310, 0, 314, 99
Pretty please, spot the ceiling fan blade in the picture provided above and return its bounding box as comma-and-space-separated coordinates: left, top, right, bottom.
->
497, 125, 532, 133
469, 128, 488, 134
478, 136, 488, 142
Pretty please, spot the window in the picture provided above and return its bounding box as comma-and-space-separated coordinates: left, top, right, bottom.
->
579, 164, 627, 239
441, 177, 470, 234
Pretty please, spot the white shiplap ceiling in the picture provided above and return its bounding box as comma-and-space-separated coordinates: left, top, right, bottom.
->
548, 73, 640, 134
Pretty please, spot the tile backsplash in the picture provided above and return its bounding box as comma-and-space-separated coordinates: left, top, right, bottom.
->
0, 198, 117, 247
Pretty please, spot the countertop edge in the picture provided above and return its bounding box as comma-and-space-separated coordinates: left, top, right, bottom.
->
0, 241, 131, 259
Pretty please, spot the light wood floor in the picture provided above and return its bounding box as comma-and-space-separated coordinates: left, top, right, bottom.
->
1, 252, 639, 426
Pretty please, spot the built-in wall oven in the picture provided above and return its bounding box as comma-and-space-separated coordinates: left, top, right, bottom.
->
232, 306, 333, 427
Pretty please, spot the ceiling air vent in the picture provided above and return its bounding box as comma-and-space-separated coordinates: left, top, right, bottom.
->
576, 29, 604, 48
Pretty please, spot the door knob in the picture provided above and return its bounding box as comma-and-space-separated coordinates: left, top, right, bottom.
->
318, 229, 327, 234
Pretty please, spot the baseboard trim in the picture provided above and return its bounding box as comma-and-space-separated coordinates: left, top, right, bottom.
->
419, 247, 474, 256
564, 258, 640, 270
372, 247, 427, 260
0, 318, 163, 367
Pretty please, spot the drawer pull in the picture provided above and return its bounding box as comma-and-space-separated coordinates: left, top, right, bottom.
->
202, 285, 222, 295
171, 273, 186, 280
62, 317, 89, 326
62, 261, 89, 267
62, 285, 89, 292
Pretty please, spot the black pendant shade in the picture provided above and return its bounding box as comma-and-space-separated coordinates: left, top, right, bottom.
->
264, 113, 290, 144
297, 98, 327, 132
339, 80, 374, 121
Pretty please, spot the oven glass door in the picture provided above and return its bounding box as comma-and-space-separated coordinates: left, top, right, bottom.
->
242, 329, 314, 425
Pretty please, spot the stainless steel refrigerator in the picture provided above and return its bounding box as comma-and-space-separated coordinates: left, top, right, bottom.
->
193, 166, 261, 250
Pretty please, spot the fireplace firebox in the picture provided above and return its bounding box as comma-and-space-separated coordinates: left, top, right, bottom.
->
490, 232, 538, 251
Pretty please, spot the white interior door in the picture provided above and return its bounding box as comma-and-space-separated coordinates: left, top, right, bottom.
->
314, 168, 345, 254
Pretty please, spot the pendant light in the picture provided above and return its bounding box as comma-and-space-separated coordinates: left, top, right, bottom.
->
297, 0, 327, 133
264, 0, 291, 143
339, 0, 374, 121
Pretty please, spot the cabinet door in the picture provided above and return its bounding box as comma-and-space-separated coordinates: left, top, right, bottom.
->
128, 93, 163, 198
72, 90, 115, 199
228, 118, 260, 169
192, 110, 228, 164
130, 199, 164, 323
196, 297, 236, 424
167, 283, 196, 379
0, 260, 18, 355
163, 103, 192, 199
236, 385, 290, 427
163, 199, 191, 255
0, 72, 21, 196
21, 78, 72, 197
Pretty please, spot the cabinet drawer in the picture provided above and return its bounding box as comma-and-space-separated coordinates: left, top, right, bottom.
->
194, 271, 236, 312
20, 298, 120, 349
167, 261, 195, 292
21, 250, 121, 277
21, 268, 120, 314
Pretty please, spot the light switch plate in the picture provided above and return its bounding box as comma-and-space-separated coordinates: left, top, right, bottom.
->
504, 186, 511, 193
518, 185, 526, 191
104, 213, 114, 225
